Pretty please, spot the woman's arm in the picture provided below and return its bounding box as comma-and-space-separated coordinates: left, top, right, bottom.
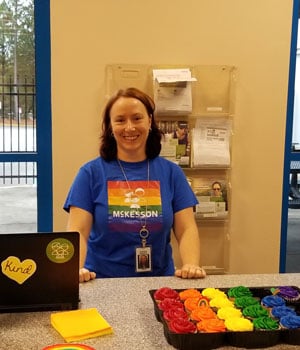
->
67, 206, 96, 282
173, 207, 206, 279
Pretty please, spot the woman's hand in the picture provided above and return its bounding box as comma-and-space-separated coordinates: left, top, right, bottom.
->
175, 264, 206, 279
79, 267, 96, 283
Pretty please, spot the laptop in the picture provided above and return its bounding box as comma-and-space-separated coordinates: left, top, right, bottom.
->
0, 231, 80, 313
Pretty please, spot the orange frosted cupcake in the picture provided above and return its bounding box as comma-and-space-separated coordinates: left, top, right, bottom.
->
184, 296, 209, 313
179, 288, 202, 301
190, 306, 217, 322
197, 318, 226, 333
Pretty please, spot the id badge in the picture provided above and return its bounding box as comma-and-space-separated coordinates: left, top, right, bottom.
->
135, 246, 152, 272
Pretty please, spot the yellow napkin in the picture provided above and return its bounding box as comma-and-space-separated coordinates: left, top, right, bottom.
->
50, 308, 113, 342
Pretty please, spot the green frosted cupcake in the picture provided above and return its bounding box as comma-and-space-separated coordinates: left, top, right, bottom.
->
234, 296, 259, 309
242, 304, 268, 319
253, 316, 279, 330
228, 286, 252, 298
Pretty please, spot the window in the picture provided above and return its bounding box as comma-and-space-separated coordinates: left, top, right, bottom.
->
0, 0, 52, 233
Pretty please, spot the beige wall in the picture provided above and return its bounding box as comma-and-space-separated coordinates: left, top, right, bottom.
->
50, 0, 293, 273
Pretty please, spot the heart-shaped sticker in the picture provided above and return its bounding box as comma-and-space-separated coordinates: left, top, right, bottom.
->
1, 256, 37, 284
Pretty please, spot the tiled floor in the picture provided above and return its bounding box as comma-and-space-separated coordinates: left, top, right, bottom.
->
0, 185, 300, 273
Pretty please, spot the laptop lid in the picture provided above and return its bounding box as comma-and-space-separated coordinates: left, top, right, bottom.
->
0, 231, 80, 313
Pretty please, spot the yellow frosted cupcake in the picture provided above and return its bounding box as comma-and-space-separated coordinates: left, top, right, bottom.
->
225, 317, 254, 332
217, 306, 242, 320
210, 296, 234, 309
202, 288, 226, 300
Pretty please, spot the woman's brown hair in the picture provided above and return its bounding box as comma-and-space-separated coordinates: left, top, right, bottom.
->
100, 87, 162, 161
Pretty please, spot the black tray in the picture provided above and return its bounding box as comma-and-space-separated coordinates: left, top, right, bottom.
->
149, 286, 300, 350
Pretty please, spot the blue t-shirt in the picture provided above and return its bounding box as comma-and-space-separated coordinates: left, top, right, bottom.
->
64, 156, 198, 278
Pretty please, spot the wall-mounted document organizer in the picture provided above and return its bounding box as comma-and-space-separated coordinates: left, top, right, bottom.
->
105, 64, 236, 117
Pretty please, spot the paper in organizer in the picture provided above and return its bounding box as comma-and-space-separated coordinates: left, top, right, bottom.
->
153, 68, 196, 115
191, 117, 231, 168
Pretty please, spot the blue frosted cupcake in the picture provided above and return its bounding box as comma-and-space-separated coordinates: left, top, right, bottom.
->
280, 315, 300, 329
261, 295, 286, 311
270, 305, 297, 320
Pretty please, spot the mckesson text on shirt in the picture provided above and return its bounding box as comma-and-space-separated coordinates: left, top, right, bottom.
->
112, 210, 159, 218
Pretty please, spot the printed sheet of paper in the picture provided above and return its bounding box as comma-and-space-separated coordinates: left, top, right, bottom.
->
153, 68, 196, 115
192, 118, 231, 167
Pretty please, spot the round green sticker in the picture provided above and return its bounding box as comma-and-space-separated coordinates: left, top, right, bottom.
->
46, 238, 75, 263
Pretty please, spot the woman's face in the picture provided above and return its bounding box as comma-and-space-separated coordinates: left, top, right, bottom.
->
110, 97, 151, 161
212, 183, 222, 197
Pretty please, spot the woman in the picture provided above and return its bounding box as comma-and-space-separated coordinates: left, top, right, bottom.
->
64, 87, 206, 282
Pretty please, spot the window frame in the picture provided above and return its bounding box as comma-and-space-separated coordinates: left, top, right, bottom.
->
280, 0, 300, 272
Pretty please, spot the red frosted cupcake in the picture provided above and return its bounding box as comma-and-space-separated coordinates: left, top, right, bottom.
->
163, 307, 189, 322
158, 298, 184, 311
168, 318, 197, 334
154, 287, 179, 302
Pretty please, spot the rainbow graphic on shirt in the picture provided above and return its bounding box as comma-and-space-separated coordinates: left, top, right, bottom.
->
107, 180, 162, 233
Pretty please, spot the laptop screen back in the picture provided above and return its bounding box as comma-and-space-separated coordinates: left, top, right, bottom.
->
0, 232, 79, 312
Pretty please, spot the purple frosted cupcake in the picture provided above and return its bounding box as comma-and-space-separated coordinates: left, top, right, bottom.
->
273, 286, 300, 303
261, 295, 286, 311
270, 306, 297, 320
280, 315, 300, 329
